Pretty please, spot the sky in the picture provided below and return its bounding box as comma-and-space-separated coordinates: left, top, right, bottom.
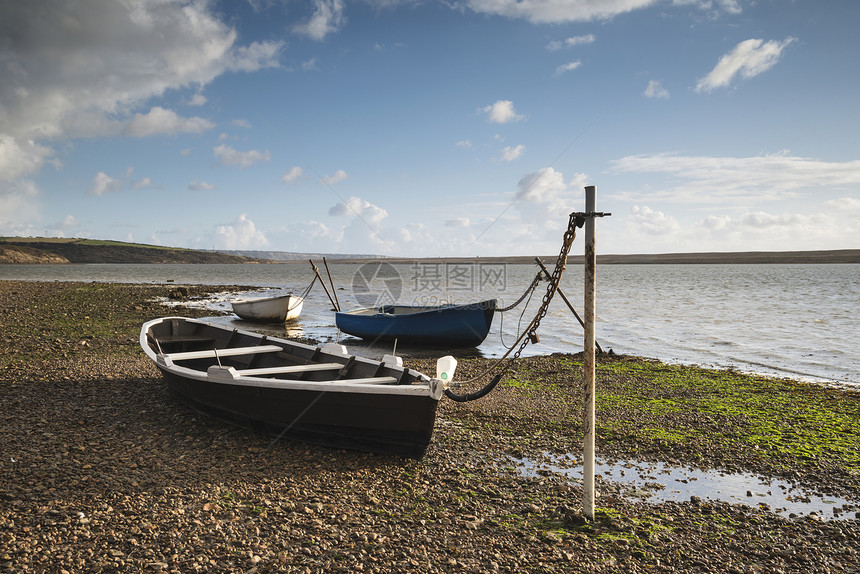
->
1, 0, 859, 257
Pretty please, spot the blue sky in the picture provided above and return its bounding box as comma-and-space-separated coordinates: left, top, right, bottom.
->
1, 0, 858, 257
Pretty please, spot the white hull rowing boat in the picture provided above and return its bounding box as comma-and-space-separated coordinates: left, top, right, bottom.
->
231, 294, 303, 323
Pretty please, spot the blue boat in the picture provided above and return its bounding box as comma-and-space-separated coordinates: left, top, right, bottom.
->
335, 299, 496, 347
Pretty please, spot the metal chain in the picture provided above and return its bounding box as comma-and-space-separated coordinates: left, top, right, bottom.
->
452, 212, 582, 386
495, 272, 542, 313
507, 212, 581, 362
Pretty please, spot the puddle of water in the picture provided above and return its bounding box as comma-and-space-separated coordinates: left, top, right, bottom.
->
510, 454, 858, 521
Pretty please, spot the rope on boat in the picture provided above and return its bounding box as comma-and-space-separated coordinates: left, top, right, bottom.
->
290, 274, 318, 310
443, 212, 585, 402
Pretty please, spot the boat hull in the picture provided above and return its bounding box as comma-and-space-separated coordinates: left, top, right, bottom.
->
231, 294, 303, 322
141, 317, 441, 457
158, 367, 439, 457
335, 299, 496, 347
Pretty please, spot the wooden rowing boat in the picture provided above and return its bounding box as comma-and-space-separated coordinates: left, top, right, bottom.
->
140, 317, 452, 457
230, 293, 303, 323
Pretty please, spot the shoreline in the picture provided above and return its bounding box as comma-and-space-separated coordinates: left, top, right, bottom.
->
1, 280, 858, 572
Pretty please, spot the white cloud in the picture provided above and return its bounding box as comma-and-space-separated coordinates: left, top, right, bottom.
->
131, 177, 152, 189
229, 40, 282, 72
446, 217, 471, 228
554, 61, 582, 76
281, 167, 305, 184
481, 100, 525, 124
683, 207, 849, 253
329, 196, 388, 225
59, 215, 79, 229
0, 137, 52, 181
0, 179, 41, 235
499, 145, 526, 162
0, 0, 282, 181
189, 181, 215, 191
644, 80, 669, 99
465, 0, 657, 23
214, 144, 271, 168
672, 0, 742, 16
610, 152, 860, 204
516, 167, 568, 203
214, 214, 269, 249
568, 172, 591, 189
823, 197, 860, 212
188, 93, 207, 106
87, 172, 123, 196
547, 34, 596, 50
327, 196, 393, 251
322, 169, 348, 185
125, 107, 214, 137
293, 0, 346, 40
629, 205, 681, 235
696, 38, 796, 93
456, 140, 473, 149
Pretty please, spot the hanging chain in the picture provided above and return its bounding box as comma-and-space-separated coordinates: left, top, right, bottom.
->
495, 272, 542, 313
450, 212, 584, 388
507, 212, 583, 362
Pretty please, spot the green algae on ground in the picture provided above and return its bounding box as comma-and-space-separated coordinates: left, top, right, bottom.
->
594, 358, 860, 474
438, 352, 860, 495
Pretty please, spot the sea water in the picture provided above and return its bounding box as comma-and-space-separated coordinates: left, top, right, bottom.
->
2, 261, 857, 388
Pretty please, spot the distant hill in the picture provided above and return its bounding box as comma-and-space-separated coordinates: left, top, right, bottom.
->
219, 249, 387, 262
2, 237, 857, 265
0, 238, 271, 264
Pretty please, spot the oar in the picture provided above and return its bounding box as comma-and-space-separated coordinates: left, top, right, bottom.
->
309, 259, 339, 312
322, 257, 341, 311
534, 257, 603, 354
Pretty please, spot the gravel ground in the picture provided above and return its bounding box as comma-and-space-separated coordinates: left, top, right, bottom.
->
1, 280, 858, 573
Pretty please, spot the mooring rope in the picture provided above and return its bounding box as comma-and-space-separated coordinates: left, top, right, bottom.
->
444, 212, 585, 402
497, 273, 540, 350
288, 274, 318, 311
495, 272, 542, 313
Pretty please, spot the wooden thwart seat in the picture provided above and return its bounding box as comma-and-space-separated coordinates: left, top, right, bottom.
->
163, 345, 283, 361
236, 363, 343, 376
322, 376, 398, 385
153, 335, 217, 345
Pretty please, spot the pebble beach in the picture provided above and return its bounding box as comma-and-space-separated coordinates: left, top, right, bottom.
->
1, 280, 858, 573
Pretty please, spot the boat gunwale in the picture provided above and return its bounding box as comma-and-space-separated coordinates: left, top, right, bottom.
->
141, 316, 439, 398
230, 293, 303, 306
338, 298, 497, 317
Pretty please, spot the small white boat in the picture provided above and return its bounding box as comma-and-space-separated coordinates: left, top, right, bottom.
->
231, 293, 304, 323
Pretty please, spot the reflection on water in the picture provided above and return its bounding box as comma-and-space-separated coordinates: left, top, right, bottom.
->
511, 454, 858, 521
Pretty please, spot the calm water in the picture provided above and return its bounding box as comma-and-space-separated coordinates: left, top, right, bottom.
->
2, 262, 857, 388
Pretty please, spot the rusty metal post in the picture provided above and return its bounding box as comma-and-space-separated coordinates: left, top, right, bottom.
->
583, 185, 597, 520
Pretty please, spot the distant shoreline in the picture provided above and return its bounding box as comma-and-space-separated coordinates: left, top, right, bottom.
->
319, 249, 860, 266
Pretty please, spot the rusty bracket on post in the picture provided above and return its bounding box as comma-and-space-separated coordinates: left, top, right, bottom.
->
571, 211, 612, 228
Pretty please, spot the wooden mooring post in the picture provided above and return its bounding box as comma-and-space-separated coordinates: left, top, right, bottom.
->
582, 185, 609, 520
